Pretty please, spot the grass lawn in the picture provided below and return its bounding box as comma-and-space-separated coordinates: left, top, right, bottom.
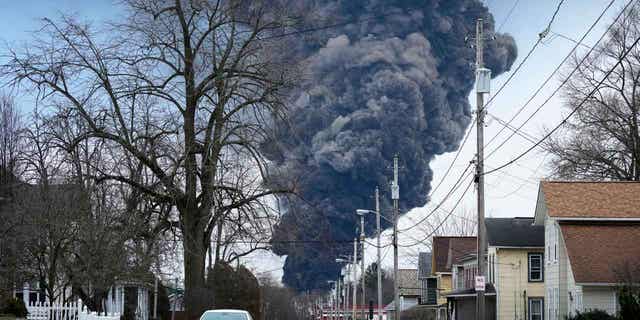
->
0, 316, 19, 320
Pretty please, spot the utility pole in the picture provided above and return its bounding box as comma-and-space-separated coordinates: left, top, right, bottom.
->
338, 274, 342, 320
360, 213, 366, 320
391, 154, 400, 320
345, 262, 350, 318
375, 187, 382, 320
352, 239, 358, 320
474, 18, 491, 320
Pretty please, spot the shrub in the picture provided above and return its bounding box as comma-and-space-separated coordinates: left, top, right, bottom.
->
566, 309, 617, 320
1, 298, 27, 317
618, 285, 640, 320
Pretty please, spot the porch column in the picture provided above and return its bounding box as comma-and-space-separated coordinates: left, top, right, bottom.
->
22, 283, 29, 307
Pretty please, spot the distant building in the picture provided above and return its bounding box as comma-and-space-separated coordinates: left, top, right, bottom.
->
534, 181, 640, 319
486, 217, 545, 320
384, 269, 419, 320
417, 252, 434, 305
429, 236, 476, 306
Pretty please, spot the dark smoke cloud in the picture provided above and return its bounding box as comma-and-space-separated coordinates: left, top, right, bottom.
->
262, 0, 517, 291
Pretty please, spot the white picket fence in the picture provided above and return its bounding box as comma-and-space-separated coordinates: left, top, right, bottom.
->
26, 300, 120, 320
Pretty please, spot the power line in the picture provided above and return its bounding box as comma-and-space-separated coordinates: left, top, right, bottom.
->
483, 0, 621, 159
397, 179, 474, 248
396, 162, 473, 233
485, 25, 640, 176
260, 6, 421, 41
496, 0, 521, 33
483, 0, 566, 111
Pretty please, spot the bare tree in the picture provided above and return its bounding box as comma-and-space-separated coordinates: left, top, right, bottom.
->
0, 94, 22, 177
546, 5, 640, 181
10, 111, 79, 302
0, 94, 23, 240
4, 1, 296, 317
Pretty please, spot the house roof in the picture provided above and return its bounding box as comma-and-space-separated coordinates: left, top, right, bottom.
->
486, 217, 544, 247
398, 269, 419, 296
539, 181, 640, 219
418, 252, 432, 278
560, 223, 640, 284
445, 283, 496, 298
432, 236, 476, 273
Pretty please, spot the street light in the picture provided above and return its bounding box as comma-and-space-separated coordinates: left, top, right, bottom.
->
356, 187, 382, 320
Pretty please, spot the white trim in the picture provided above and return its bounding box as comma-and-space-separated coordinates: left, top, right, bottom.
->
489, 246, 545, 249
554, 217, 640, 221
445, 293, 497, 298
575, 282, 619, 286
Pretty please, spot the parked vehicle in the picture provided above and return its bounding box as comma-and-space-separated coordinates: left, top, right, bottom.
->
200, 310, 253, 320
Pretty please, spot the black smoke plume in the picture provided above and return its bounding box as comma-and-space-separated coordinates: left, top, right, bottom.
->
262, 0, 517, 291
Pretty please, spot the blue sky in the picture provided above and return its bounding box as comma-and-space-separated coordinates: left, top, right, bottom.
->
0, 0, 626, 278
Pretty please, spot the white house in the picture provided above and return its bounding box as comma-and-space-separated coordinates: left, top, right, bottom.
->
534, 181, 640, 319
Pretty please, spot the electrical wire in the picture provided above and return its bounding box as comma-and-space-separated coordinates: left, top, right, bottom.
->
496, 0, 521, 33
483, 0, 566, 111
485, 27, 640, 176
396, 162, 473, 233
397, 178, 474, 248
483, 0, 621, 158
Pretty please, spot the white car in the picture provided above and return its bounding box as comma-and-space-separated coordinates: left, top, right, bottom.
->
200, 309, 254, 320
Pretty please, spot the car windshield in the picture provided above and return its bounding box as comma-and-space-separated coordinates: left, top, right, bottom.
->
201, 312, 248, 320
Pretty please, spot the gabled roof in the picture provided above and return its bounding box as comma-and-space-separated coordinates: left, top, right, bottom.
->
418, 252, 432, 278
432, 236, 476, 273
538, 181, 640, 219
561, 223, 640, 284
486, 217, 544, 247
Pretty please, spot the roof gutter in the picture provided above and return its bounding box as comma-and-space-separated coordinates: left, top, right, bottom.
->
492, 246, 544, 249
554, 217, 640, 222
575, 282, 620, 287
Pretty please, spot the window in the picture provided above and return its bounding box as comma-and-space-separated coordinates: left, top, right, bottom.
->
529, 298, 544, 320
529, 253, 543, 282
422, 278, 437, 305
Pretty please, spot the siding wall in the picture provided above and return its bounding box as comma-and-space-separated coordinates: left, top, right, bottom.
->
494, 248, 544, 320
582, 287, 617, 315
437, 274, 452, 305
544, 217, 571, 319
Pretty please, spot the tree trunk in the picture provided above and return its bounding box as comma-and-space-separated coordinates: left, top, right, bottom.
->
182, 209, 211, 320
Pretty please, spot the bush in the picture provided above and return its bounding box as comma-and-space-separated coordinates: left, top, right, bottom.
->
1, 298, 27, 318
566, 309, 617, 320
618, 286, 640, 320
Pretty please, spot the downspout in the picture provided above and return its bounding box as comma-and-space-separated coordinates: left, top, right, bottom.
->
523, 289, 527, 320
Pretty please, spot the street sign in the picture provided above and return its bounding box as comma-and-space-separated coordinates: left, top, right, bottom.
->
475, 276, 486, 292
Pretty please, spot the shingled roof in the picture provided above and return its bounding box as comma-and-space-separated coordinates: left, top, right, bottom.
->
561, 223, 640, 284
486, 217, 544, 247
398, 269, 419, 296
418, 252, 432, 278
432, 236, 476, 273
539, 181, 640, 218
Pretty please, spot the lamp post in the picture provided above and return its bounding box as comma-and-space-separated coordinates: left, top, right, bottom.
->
356, 187, 382, 320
